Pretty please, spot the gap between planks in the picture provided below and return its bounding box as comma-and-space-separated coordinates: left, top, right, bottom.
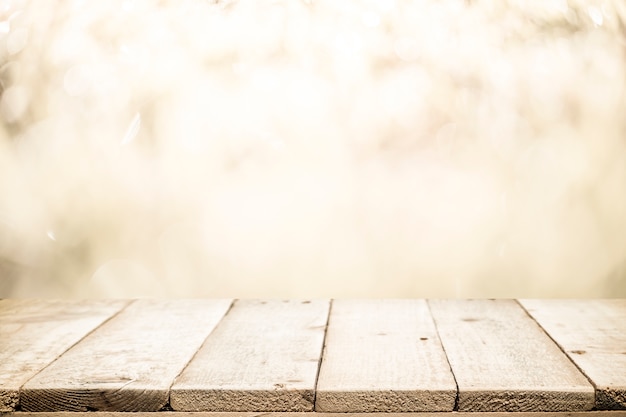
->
2, 299, 625, 413
170, 299, 330, 412
428, 299, 595, 412
0, 300, 130, 412
20, 300, 233, 412
314, 300, 456, 412
519, 299, 626, 410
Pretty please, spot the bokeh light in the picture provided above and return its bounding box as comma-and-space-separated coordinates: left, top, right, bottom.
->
1, 0, 625, 297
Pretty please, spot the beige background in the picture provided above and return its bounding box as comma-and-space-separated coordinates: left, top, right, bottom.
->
1, 0, 625, 298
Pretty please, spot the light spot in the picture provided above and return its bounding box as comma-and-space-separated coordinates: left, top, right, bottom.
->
362, 11, 380, 28
6, 26, 28, 55
251, 69, 279, 92
375, 0, 395, 13
64, 65, 92, 97
0, 84, 29, 123
333, 31, 362, 55
122, 0, 135, 12
587, 6, 603, 26
121, 112, 141, 146
0, 20, 10, 34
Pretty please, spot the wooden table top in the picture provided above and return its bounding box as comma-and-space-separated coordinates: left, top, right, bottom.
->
1, 299, 625, 414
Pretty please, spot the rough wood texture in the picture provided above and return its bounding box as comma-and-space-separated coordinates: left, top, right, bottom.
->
315, 299, 456, 412
520, 299, 626, 410
0, 299, 128, 412
170, 299, 330, 412
5, 412, 626, 417
21, 299, 232, 412
428, 299, 595, 412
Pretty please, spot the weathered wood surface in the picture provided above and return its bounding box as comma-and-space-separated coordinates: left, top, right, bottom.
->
20, 299, 232, 412
0, 300, 128, 412
3, 298, 626, 413
315, 299, 456, 412
170, 299, 330, 412
428, 299, 595, 412
520, 299, 626, 410
5, 412, 626, 417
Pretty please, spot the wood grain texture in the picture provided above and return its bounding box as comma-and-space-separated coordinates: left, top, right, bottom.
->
315, 299, 456, 412
428, 299, 595, 412
5, 412, 626, 417
520, 299, 626, 410
0, 299, 127, 412
21, 299, 232, 412
170, 299, 330, 412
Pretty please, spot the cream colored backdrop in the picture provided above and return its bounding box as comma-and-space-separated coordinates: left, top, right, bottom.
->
1, 0, 625, 298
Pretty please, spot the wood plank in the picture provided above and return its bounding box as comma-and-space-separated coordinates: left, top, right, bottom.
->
315, 299, 456, 412
0, 299, 128, 412
428, 299, 595, 412
170, 299, 330, 412
21, 299, 232, 412
520, 299, 626, 410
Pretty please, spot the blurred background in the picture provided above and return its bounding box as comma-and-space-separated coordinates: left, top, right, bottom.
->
1, 0, 625, 298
